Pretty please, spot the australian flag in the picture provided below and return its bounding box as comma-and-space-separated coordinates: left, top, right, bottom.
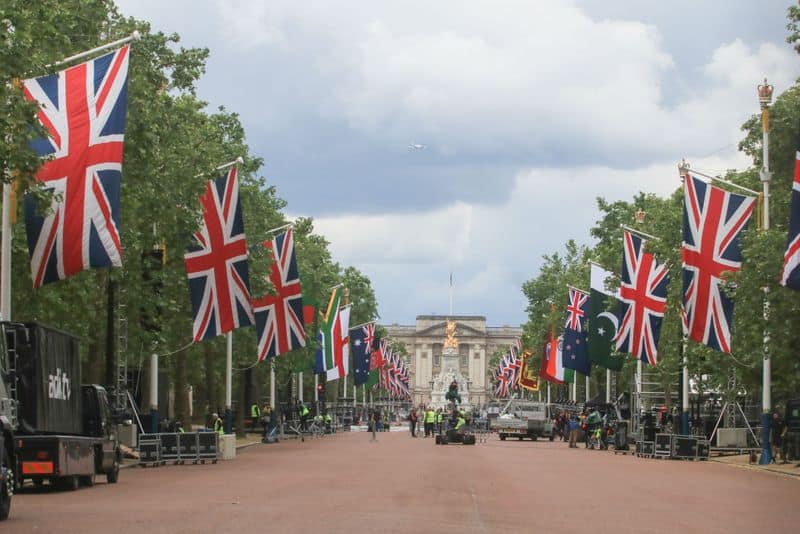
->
563, 287, 591, 376
351, 322, 376, 386
780, 127, 800, 290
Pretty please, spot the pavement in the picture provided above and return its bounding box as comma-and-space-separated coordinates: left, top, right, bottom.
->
9, 431, 800, 533
711, 452, 800, 477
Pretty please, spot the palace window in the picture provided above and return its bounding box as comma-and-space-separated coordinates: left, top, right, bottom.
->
433, 354, 440, 366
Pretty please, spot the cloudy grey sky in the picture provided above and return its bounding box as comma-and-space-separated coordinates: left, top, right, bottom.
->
116, 0, 799, 327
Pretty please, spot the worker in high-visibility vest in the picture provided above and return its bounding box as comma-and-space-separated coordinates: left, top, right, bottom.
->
212, 413, 224, 435
424, 408, 435, 437
455, 413, 466, 431
435, 409, 444, 434
299, 402, 310, 430
250, 403, 261, 431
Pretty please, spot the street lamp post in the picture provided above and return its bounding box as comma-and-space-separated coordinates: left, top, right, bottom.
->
758, 78, 774, 464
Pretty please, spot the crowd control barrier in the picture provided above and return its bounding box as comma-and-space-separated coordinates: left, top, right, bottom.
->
138, 432, 218, 467
636, 434, 709, 461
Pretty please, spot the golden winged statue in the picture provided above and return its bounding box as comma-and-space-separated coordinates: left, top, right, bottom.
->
443, 320, 459, 350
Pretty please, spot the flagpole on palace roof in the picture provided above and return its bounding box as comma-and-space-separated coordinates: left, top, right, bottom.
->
449, 272, 454, 316
48, 31, 141, 69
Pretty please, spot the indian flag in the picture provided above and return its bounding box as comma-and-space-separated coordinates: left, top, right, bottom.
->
545, 335, 574, 384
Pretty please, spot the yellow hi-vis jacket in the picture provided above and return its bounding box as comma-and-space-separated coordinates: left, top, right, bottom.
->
425, 410, 435, 423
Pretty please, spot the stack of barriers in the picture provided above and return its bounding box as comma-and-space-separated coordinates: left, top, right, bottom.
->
138, 432, 219, 467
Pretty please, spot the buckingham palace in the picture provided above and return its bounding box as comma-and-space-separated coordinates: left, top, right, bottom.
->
382, 315, 523, 408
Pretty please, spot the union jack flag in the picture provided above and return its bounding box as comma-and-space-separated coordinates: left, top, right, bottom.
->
494, 354, 513, 397
682, 173, 755, 353
780, 130, 800, 290
252, 228, 305, 360
615, 231, 669, 365
22, 46, 130, 287
508, 341, 522, 391
184, 167, 254, 342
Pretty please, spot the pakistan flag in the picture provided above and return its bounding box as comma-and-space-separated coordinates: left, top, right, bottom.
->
587, 263, 625, 371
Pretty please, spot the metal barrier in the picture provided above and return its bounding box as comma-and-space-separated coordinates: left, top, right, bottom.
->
635, 435, 710, 461
138, 432, 219, 467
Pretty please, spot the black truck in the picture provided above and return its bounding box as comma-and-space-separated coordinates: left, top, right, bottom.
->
0, 322, 121, 519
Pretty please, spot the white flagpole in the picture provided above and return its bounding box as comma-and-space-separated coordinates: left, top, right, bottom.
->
298, 371, 303, 403
270, 360, 276, 411
225, 332, 232, 433
547, 382, 551, 404
49, 31, 141, 69
606, 370, 611, 403
585, 374, 590, 402
757, 79, 774, 464
0, 180, 12, 321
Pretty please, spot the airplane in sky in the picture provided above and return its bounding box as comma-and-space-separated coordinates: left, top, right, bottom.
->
408, 143, 426, 151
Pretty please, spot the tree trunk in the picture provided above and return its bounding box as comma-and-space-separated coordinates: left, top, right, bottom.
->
85, 271, 108, 385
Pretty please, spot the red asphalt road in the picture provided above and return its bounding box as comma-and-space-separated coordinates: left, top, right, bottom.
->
8, 430, 800, 533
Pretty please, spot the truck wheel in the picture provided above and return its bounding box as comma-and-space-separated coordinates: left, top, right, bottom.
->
106, 458, 120, 484
531, 436, 538, 441
80, 472, 96, 487
499, 435, 506, 441
549, 434, 555, 441
0, 448, 11, 521
59, 476, 79, 491
518, 436, 523, 441
0, 476, 9, 521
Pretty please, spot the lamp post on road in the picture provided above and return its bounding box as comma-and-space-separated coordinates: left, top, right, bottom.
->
757, 78, 774, 464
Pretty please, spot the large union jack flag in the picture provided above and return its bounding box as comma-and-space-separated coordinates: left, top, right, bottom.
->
22, 46, 130, 287
780, 131, 800, 290
252, 228, 305, 360
184, 167, 254, 342
682, 173, 755, 353
615, 231, 669, 365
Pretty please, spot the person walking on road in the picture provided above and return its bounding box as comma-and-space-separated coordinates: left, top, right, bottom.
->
250, 402, 261, 431
568, 414, 579, 448
409, 408, 418, 437
435, 408, 444, 434
424, 407, 435, 437
369, 410, 378, 442
299, 401, 310, 431
212, 413, 224, 436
